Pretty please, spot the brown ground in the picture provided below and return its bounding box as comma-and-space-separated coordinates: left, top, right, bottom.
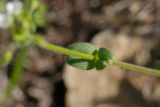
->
0, 0, 160, 107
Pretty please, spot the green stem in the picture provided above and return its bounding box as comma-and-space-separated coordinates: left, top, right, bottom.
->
6, 46, 28, 97
33, 36, 94, 60
34, 36, 160, 76
112, 59, 160, 76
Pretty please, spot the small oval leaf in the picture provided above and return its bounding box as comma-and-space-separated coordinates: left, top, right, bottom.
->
98, 48, 112, 61
95, 60, 106, 70
66, 42, 97, 70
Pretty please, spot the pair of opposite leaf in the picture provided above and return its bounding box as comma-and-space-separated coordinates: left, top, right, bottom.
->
66, 42, 113, 70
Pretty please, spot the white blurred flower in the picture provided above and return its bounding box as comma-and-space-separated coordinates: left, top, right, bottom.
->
0, 0, 23, 28
0, 13, 8, 28
6, 0, 23, 15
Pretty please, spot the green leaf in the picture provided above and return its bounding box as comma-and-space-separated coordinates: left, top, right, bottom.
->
98, 48, 112, 61
33, 4, 47, 27
66, 42, 97, 70
1, 50, 13, 66
95, 60, 106, 70
94, 48, 113, 70
31, 0, 39, 12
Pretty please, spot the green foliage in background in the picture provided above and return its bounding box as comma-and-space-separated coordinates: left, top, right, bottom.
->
0, 0, 47, 101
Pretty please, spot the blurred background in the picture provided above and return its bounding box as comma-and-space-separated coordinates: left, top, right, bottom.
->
0, 0, 160, 107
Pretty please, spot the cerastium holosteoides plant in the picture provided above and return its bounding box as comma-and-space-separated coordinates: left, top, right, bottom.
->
0, 0, 160, 105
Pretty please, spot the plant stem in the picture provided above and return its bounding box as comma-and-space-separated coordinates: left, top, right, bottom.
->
34, 37, 94, 60
6, 46, 28, 97
34, 36, 160, 76
112, 59, 160, 76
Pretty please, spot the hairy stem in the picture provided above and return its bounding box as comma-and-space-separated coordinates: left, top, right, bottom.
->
112, 59, 160, 76
34, 36, 94, 60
